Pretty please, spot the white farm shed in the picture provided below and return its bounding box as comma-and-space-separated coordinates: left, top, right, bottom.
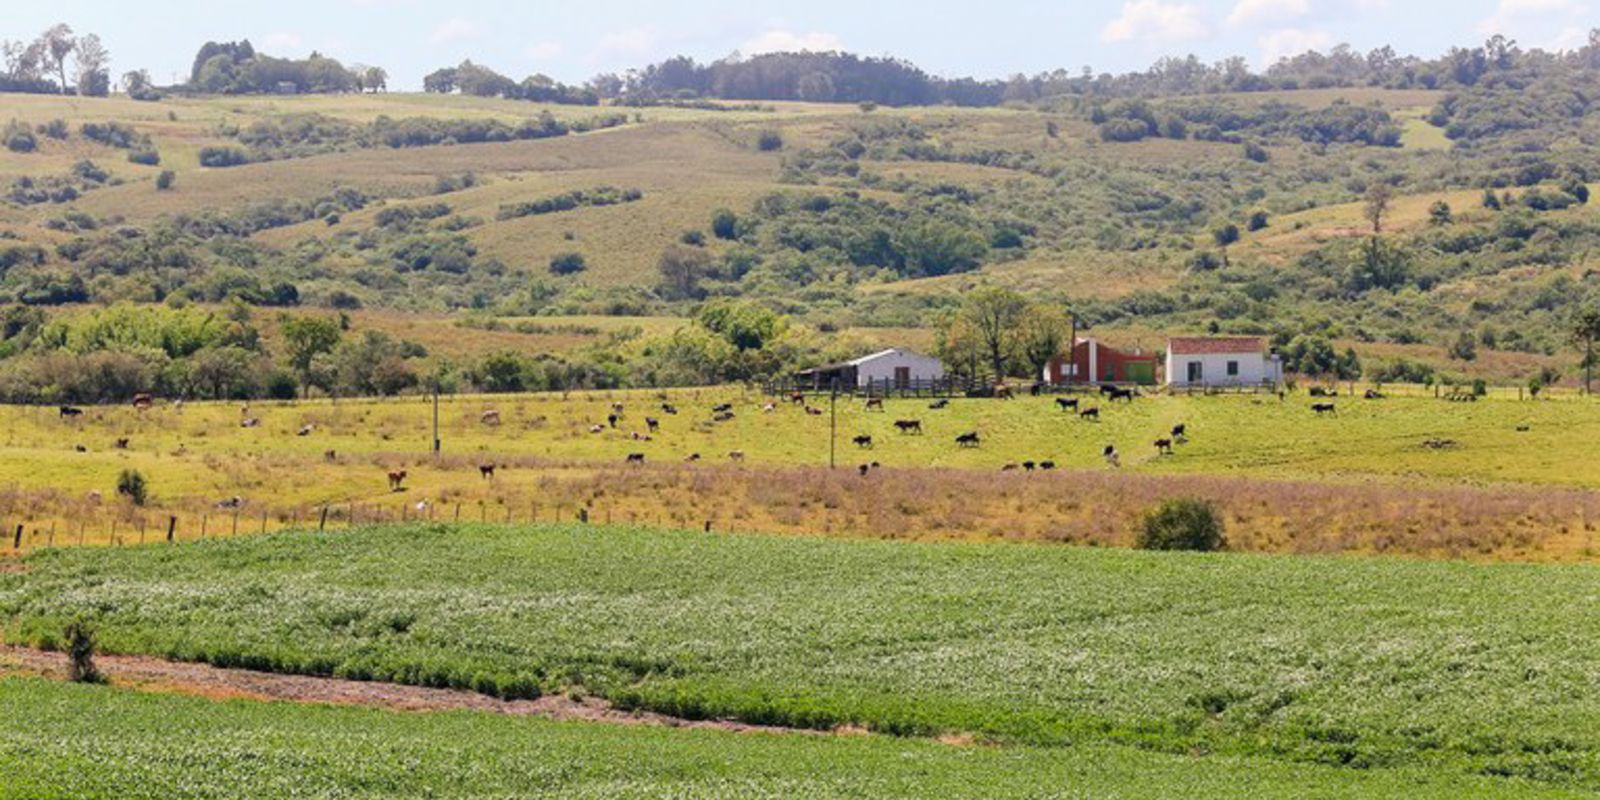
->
1165, 337, 1282, 388
797, 349, 946, 390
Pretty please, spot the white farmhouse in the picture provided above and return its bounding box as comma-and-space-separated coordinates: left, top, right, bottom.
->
797, 348, 946, 390
1165, 337, 1282, 388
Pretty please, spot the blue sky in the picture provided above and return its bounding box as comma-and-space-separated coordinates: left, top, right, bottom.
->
7, 0, 1595, 89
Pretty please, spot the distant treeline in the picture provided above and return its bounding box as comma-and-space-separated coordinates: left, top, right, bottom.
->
423, 61, 598, 105
188, 40, 387, 95
598, 34, 1600, 107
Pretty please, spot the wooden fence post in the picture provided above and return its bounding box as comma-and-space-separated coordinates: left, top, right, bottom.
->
231, 509, 239, 537
47, 522, 55, 548
11, 524, 21, 550
319, 505, 329, 531
166, 516, 176, 543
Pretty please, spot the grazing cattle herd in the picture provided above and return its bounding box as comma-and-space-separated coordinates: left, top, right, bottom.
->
40, 382, 1463, 500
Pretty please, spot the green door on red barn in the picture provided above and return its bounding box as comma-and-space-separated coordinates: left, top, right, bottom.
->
1127, 362, 1155, 385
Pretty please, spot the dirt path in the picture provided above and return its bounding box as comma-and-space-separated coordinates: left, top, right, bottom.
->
0, 646, 819, 736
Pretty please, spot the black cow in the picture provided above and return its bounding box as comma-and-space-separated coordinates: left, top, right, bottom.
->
956, 432, 981, 448
1056, 398, 1080, 412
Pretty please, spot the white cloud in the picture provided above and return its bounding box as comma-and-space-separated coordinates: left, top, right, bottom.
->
1548, 25, 1590, 51
1227, 0, 1309, 28
740, 29, 845, 55
1101, 1, 1210, 44
1477, 0, 1587, 36
429, 18, 479, 46
1259, 28, 1335, 66
525, 41, 564, 60
261, 32, 303, 51
598, 27, 658, 56
1352, 0, 1390, 9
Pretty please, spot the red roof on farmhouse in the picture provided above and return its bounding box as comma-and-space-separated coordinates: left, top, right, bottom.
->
1168, 337, 1265, 355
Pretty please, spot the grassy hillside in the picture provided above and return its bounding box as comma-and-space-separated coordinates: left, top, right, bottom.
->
7, 524, 1600, 790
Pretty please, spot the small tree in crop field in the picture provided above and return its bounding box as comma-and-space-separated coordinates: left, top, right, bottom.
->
64, 621, 104, 684
1139, 498, 1225, 552
116, 469, 148, 506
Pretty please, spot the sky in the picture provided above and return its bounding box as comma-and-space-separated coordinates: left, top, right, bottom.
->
6, 0, 1595, 90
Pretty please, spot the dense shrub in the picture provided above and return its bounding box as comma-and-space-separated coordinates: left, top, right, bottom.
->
116, 469, 149, 506
156, 170, 175, 191
1138, 498, 1225, 551
198, 146, 250, 168
757, 131, 784, 151
4, 120, 37, 153
549, 252, 587, 275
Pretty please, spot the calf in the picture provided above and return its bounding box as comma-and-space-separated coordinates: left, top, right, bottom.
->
805, 406, 824, 417
646, 417, 661, 433
387, 470, 408, 492
1103, 445, 1121, 468
113, 438, 129, 450
1171, 423, 1188, 443
788, 392, 806, 405
1056, 397, 1079, 412
853, 435, 874, 449
1022, 461, 1036, 472
1079, 407, 1100, 421
894, 419, 923, 435
713, 412, 736, 423
684, 453, 702, 462
661, 403, 679, 415
1312, 403, 1338, 416
712, 403, 734, 414
955, 432, 981, 448
865, 398, 885, 412
626, 453, 646, 465
1039, 461, 1057, 471
1154, 438, 1174, 455
728, 450, 746, 462
59, 405, 83, 419
607, 413, 619, 429
929, 399, 950, 410
481, 410, 502, 426
297, 424, 315, 437
1106, 387, 1135, 403
479, 464, 496, 479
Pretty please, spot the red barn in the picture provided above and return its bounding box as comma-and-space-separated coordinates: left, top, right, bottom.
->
1042, 338, 1159, 386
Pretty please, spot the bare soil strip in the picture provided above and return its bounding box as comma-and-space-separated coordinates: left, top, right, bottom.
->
0, 646, 819, 736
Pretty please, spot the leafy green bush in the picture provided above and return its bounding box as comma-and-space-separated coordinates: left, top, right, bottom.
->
1138, 498, 1225, 552
757, 130, 784, 151
116, 469, 148, 506
155, 169, 175, 191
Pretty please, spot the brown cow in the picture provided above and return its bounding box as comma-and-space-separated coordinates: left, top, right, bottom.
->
481, 410, 502, 426
387, 470, 408, 492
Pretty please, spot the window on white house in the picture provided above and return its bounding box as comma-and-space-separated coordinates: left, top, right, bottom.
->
1227, 361, 1239, 376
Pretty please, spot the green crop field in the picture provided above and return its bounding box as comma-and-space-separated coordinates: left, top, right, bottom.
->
6, 523, 1600, 793
2, 677, 1572, 799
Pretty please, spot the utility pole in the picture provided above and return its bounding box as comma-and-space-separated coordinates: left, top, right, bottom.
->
432, 383, 441, 456
829, 378, 838, 470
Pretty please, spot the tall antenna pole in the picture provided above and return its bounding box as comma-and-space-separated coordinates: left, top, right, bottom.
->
432, 383, 441, 456
829, 378, 838, 470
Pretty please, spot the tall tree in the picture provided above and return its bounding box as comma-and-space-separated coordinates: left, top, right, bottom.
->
73, 33, 109, 97
38, 24, 75, 93
958, 286, 1029, 382
1572, 307, 1600, 395
1016, 305, 1073, 381
280, 315, 343, 398
1364, 183, 1393, 235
